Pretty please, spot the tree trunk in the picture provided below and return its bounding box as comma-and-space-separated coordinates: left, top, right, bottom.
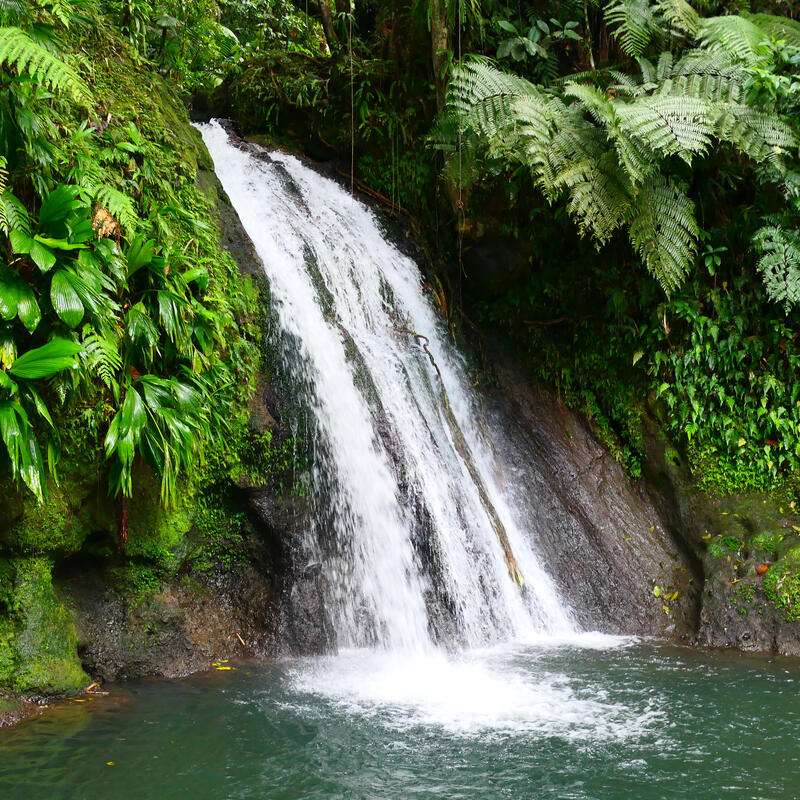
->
430, 0, 450, 113
116, 495, 128, 552
319, 0, 338, 50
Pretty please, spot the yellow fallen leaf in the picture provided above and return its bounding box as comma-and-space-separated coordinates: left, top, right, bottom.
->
662, 605, 671, 614
215, 666, 232, 671
702, 534, 712, 540
106, 762, 115, 766
669, 591, 679, 601
70, 698, 86, 703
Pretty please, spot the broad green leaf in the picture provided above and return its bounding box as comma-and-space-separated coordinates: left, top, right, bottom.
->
9, 229, 31, 254
38, 185, 81, 235
121, 385, 147, 432
16, 282, 41, 333
25, 386, 54, 427
33, 234, 87, 250
0, 279, 19, 320
0, 370, 17, 393
126, 235, 156, 276
182, 267, 209, 289
50, 269, 84, 328
28, 239, 56, 272
9, 339, 82, 379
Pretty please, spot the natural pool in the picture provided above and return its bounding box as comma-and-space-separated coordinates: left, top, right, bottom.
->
2, 638, 798, 799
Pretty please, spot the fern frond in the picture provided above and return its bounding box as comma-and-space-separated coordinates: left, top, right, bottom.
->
744, 13, 800, 49
713, 105, 795, 167
81, 327, 122, 390
605, 0, 661, 57
754, 226, 800, 311
629, 175, 698, 293
697, 16, 772, 64
657, 0, 699, 38
553, 153, 632, 245
0, 26, 88, 101
70, 156, 139, 232
446, 62, 537, 118
0, 188, 31, 235
616, 95, 714, 163
0, 0, 27, 26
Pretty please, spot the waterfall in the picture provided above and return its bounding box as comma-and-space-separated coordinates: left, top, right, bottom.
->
198, 120, 575, 652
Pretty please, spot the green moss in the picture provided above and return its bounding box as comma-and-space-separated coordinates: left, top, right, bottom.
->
707, 535, 744, 559
750, 530, 782, 558
0, 559, 88, 695
731, 582, 756, 615
124, 468, 195, 564
194, 507, 248, 572
110, 563, 166, 608
764, 560, 800, 622
6, 480, 93, 557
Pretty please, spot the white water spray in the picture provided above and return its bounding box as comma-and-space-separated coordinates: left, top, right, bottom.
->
199, 120, 574, 653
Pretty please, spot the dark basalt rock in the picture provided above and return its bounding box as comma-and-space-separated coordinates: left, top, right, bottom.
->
483, 348, 700, 638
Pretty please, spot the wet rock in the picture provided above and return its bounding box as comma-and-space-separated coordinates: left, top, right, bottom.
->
246, 491, 331, 653
483, 347, 700, 638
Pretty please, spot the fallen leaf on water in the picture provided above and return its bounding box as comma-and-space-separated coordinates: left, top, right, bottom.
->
106, 762, 115, 766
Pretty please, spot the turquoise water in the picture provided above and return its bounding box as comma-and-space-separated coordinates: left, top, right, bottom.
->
2, 640, 799, 799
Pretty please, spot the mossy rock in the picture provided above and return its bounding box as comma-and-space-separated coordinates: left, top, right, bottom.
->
764, 555, 800, 623
0, 558, 88, 695
748, 530, 782, 560
3, 479, 94, 557
706, 534, 744, 560
124, 467, 195, 564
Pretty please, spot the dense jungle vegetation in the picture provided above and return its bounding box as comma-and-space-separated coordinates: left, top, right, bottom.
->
2, 0, 800, 693
214, 0, 800, 497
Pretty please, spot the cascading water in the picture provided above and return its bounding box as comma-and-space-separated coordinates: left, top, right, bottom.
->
198, 120, 574, 654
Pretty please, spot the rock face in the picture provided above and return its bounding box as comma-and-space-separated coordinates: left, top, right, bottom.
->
484, 349, 700, 638
480, 342, 800, 655
61, 546, 280, 683
641, 419, 800, 655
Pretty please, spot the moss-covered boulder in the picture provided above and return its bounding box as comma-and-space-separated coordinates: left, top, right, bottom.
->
0, 558, 88, 695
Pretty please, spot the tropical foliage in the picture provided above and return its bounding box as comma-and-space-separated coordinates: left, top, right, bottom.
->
0, 1, 256, 536
439, 12, 799, 299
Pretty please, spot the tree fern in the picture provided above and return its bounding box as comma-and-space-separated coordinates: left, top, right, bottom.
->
442, 19, 800, 299
754, 226, 800, 311
744, 13, 800, 49
0, 26, 88, 101
697, 16, 772, 64
713, 105, 795, 168
629, 175, 698, 292
658, 0, 699, 38
615, 95, 714, 163
605, 0, 661, 57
